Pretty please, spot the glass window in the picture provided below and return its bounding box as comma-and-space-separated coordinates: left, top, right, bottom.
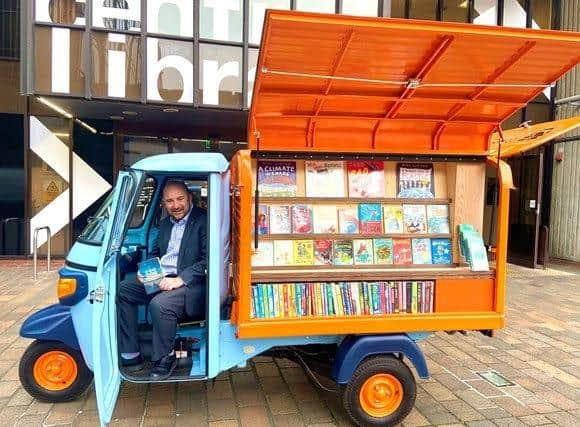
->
147, 0, 194, 37
531, 0, 553, 29
342, 0, 378, 16
123, 136, 169, 168
473, 0, 498, 25
198, 44, 243, 107
199, 0, 243, 42
247, 48, 259, 107
35, 27, 85, 95
92, 32, 142, 100
249, 0, 290, 45
503, 0, 527, 28
0, 113, 24, 255
382, 0, 406, 18
35, 0, 86, 25
147, 38, 194, 104
1, 0, 20, 58
92, 0, 141, 32
29, 115, 72, 256
410, 0, 438, 20
129, 177, 157, 228
77, 191, 113, 244
443, 0, 469, 22
295, 0, 335, 13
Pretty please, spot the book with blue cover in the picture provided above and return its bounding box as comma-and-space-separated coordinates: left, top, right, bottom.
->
411, 238, 432, 264
358, 203, 383, 233
431, 238, 452, 264
138, 257, 163, 295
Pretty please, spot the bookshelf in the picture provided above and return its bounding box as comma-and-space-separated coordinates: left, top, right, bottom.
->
229, 151, 495, 338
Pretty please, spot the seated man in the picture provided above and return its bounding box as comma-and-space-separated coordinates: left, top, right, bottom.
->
118, 180, 207, 379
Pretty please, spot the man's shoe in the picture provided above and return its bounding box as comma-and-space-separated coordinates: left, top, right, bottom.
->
121, 355, 144, 372
151, 353, 177, 380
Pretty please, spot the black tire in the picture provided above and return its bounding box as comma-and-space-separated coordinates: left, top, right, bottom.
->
342, 355, 416, 427
19, 340, 93, 403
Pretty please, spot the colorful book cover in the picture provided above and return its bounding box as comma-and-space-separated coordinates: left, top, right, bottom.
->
293, 240, 314, 265
334, 284, 344, 316
254, 204, 269, 235
350, 283, 361, 315
251, 241, 274, 267
283, 284, 289, 318
383, 205, 404, 233
315, 283, 323, 316
403, 204, 427, 234
273, 285, 281, 317
138, 257, 163, 295
295, 284, 302, 316
393, 238, 412, 265
313, 239, 333, 265
305, 161, 346, 197
397, 162, 434, 199
341, 284, 351, 315
312, 205, 338, 233
250, 286, 257, 318
257, 160, 297, 197
261, 285, 270, 318
358, 203, 383, 233
273, 240, 293, 266
267, 285, 275, 318
373, 238, 394, 264
338, 207, 360, 234
325, 284, 335, 315
353, 239, 374, 265
412, 282, 418, 314
411, 238, 432, 264
431, 238, 452, 264
291, 205, 313, 234
333, 240, 354, 265
347, 160, 385, 198
426, 204, 450, 234
269, 205, 291, 234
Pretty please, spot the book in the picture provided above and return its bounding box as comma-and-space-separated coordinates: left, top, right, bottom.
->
255, 204, 270, 235
347, 160, 385, 198
138, 257, 163, 295
393, 238, 412, 265
462, 232, 490, 271
273, 240, 294, 266
312, 205, 338, 233
358, 203, 383, 233
383, 205, 404, 233
293, 240, 314, 265
269, 205, 291, 234
426, 204, 450, 234
338, 207, 360, 234
373, 238, 394, 264
411, 238, 432, 264
305, 161, 346, 197
431, 238, 452, 264
353, 239, 374, 265
257, 160, 297, 197
313, 239, 333, 265
403, 204, 427, 234
291, 205, 313, 234
333, 240, 354, 265
251, 241, 274, 267
397, 162, 434, 199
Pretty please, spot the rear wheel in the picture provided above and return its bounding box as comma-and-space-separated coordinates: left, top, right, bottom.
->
19, 340, 93, 403
342, 356, 416, 427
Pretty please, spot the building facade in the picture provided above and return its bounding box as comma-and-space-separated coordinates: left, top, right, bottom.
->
0, 0, 570, 259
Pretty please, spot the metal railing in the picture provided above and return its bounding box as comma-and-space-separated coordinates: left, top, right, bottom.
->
33, 226, 51, 280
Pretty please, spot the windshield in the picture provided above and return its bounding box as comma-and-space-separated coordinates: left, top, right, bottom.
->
77, 192, 113, 245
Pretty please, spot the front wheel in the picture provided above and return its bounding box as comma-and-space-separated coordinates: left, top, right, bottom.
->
342, 355, 416, 427
19, 340, 93, 403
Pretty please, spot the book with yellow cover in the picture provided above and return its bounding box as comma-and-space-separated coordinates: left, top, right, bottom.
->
293, 240, 314, 265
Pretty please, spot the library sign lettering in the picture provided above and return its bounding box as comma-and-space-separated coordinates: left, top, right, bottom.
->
32, 0, 254, 107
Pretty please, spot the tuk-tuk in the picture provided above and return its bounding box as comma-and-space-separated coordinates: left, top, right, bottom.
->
18, 11, 580, 427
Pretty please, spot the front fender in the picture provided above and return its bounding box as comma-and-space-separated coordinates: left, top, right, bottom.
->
20, 304, 81, 350
333, 334, 429, 384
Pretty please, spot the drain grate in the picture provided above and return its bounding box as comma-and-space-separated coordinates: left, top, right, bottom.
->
477, 371, 515, 387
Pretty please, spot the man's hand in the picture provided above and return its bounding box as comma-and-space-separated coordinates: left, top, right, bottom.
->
137, 272, 145, 284
159, 276, 185, 291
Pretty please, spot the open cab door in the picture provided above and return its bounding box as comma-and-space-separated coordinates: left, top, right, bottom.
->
93, 170, 143, 425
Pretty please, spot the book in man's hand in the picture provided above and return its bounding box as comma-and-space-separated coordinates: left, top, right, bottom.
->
138, 257, 164, 295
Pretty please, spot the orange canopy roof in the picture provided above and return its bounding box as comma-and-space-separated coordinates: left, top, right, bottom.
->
248, 11, 580, 156
488, 116, 580, 159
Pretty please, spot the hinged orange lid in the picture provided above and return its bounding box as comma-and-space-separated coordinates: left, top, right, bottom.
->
248, 10, 580, 156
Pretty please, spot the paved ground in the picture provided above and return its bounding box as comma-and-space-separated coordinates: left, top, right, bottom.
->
0, 262, 578, 427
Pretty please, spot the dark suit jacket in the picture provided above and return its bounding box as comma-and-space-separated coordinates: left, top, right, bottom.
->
150, 205, 207, 317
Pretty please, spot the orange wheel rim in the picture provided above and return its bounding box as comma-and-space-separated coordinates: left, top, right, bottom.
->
33, 351, 78, 391
359, 373, 403, 417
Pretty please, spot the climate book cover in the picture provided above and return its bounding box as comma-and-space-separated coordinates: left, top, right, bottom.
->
257, 160, 297, 197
